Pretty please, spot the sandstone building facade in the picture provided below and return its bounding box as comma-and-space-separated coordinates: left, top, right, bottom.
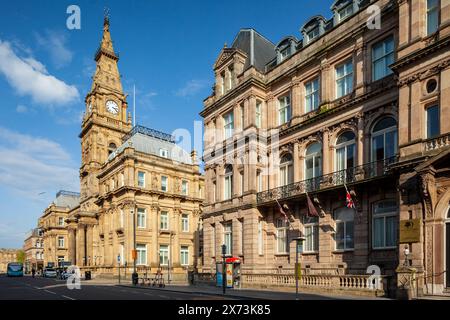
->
200, 0, 450, 297
38, 190, 79, 267
39, 16, 204, 280
0, 249, 18, 273
23, 228, 44, 273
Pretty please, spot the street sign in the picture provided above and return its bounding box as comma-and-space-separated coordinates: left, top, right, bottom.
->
117, 255, 121, 263
131, 249, 137, 260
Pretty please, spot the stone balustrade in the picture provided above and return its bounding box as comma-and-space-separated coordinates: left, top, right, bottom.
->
241, 273, 387, 294
424, 133, 450, 151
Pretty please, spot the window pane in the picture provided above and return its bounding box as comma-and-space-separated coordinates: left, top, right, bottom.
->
347, 144, 355, 168
373, 217, 385, 248
385, 130, 397, 158
386, 216, 397, 247
427, 105, 440, 138
336, 222, 344, 250
372, 134, 384, 161
336, 147, 346, 171
346, 221, 354, 249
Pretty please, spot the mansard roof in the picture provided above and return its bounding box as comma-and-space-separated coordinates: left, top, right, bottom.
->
108, 125, 193, 165
230, 28, 276, 72
53, 190, 80, 209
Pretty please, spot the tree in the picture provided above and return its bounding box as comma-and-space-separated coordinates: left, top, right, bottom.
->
16, 250, 26, 264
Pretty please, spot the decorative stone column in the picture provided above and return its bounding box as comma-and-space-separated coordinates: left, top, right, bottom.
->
322, 129, 330, 175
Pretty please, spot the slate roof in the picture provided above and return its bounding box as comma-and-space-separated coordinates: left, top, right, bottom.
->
231, 29, 276, 72
108, 125, 193, 165
53, 191, 80, 209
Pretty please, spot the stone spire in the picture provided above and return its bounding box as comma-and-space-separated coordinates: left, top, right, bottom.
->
90, 11, 122, 93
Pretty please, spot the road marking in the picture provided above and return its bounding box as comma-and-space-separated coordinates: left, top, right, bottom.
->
44, 289, 56, 295
34, 286, 40, 289
62, 295, 76, 300
158, 295, 169, 299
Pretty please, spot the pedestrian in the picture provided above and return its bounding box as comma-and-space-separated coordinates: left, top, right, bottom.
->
31, 268, 36, 278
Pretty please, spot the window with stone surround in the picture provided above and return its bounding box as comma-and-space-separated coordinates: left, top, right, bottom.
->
160, 211, 169, 230
57, 236, 65, 249
137, 171, 145, 188
426, 104, 440, 139
427, 0, 440, 36
223, 222, 232, 256
334, 207, 354, 251
137, 208, 146, 228
161, 175, 168, 192
336, 59, 353, 98
223, 111, 234, 139
278, 94, 291, 125
372, 200, 397, 249
279, 153, 293, 187
159, 245, 169, 266
224, 165, 233, 200
276, 218, 288, 254
372, 36, 394, 81
180, 246, 189, 266
304, 216, 319, 252
136, 244, 147, 266
181, 214, 189, 232
305, 77, 320, 112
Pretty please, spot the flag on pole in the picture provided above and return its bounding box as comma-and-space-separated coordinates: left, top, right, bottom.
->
306, 192, 319, 217
276, 199, 289, 223
344, 183, 355, 209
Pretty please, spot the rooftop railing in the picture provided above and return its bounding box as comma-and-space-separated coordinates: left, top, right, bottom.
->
257, 157, 397, 205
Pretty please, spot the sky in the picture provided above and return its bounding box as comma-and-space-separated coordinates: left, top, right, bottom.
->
0, 0, 332, 248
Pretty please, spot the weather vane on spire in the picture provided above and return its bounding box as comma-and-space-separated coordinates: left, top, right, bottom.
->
104, 7, 110, 25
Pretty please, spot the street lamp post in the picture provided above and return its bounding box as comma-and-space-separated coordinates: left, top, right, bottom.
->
221, 244, 226, 295
132, 206, 138, 285
293, 236, 306, 301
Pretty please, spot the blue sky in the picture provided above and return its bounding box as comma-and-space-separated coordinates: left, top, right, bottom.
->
0, 0, 331, 248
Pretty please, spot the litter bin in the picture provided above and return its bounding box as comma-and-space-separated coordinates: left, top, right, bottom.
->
85, 271, 91, 280
132, 272, 139, 285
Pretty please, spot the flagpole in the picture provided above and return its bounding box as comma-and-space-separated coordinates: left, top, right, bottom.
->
133, 84, 136, 127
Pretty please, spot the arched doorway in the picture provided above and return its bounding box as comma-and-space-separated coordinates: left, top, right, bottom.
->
446, 206, 450, 288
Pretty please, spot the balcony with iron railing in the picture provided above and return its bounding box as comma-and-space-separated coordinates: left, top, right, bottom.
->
257, 157, 397, 205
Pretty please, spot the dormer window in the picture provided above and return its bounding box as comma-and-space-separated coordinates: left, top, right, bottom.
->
159, 148, 168, 158
307, 26, 320, 42
332, 0, 358, 25
276, 36, 298, 64
338, 3, 353, 21
280, 47, 290, 62
301, 16, 326, 45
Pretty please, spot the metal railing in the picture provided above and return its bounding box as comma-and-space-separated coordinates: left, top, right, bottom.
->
257, 157, 397, 204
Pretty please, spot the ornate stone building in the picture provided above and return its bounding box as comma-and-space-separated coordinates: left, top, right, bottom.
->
392, 0, 450, 296
0, 249, 18, 273
23, 228, 44, 273
38, 190, 79, 267
60, 16, 204, 280
200, 0, 450, 297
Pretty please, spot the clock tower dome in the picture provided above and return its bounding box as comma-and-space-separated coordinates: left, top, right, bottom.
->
79, 15, 132, 206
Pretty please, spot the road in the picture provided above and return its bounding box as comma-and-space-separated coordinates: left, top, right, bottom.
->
0, 274, 234, 300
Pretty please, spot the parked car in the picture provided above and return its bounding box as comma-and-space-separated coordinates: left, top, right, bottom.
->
43, 268, 57, 278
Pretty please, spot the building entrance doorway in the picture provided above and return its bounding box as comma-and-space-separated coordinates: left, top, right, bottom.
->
446, 207, 450, 288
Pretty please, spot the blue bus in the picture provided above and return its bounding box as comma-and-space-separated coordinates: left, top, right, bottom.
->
7, 262, 24, 277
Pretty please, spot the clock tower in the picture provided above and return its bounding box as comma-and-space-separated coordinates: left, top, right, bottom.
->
79, 15, 132, 208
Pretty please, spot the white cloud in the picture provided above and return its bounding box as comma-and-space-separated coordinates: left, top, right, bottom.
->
16, 104, 28, 113
176, 79, 208, 97
0, 39, 79, 105
35, 30, 73, 68
0, 127, 79, 197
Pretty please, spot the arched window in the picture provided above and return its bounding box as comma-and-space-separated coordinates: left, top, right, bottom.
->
224, 165, 233, 200
335, 131, 356, 171
279, 153, 293, 186
108, 142, 117, 156
334, 207, 354, 250
371, 117, 397, 161
305, 142, 322, 179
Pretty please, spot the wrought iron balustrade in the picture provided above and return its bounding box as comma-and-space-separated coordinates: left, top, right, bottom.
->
257, 157, 397, 204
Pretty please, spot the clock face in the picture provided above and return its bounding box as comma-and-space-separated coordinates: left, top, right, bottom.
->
106, 100, 119, 115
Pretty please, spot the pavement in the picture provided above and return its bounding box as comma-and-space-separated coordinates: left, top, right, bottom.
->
118, 283, 390, 300
0, 273, 392, 300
